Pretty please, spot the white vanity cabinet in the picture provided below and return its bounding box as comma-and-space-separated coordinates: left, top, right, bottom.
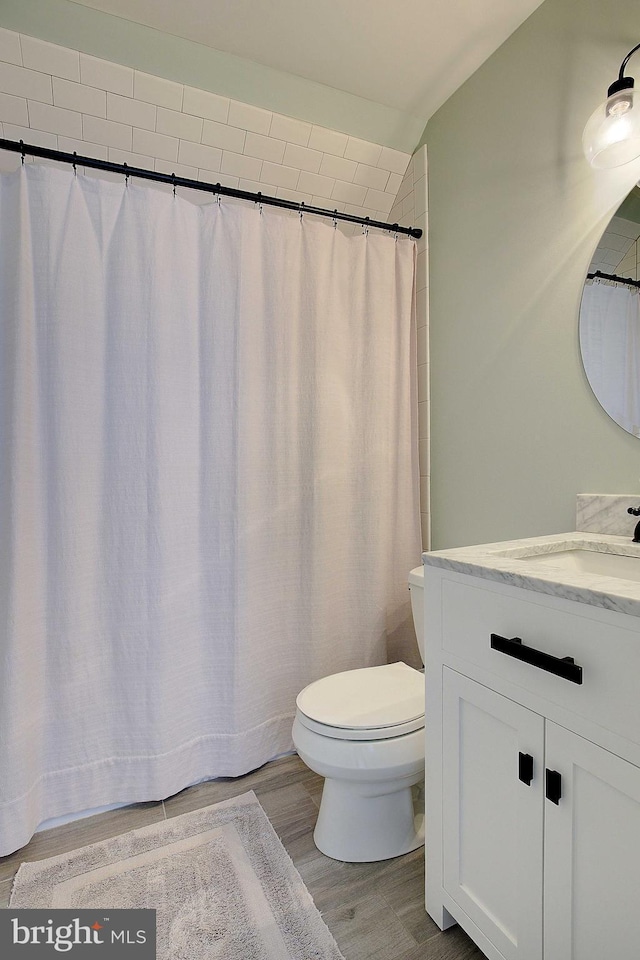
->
424, 564, 640, 960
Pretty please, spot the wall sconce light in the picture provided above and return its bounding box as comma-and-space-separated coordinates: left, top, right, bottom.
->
583, 42, 640, 168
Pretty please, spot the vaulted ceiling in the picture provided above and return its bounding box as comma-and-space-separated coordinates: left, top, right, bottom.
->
69, 0, 545, 129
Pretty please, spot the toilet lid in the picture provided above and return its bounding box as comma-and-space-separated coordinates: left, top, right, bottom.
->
296, 662, 424, 732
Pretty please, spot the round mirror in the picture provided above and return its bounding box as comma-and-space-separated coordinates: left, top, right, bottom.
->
579, 185, 640, 437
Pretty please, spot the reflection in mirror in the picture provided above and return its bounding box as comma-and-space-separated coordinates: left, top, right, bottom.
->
580, 186, 640, 437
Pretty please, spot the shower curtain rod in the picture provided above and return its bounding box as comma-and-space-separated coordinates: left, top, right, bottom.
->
0, 138, 422, 239
587, 269, 640, 289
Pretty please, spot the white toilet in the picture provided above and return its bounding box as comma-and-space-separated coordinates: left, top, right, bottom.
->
292, 565, 425, 862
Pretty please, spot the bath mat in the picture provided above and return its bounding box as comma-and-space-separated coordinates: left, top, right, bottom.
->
9, 791, 344, 960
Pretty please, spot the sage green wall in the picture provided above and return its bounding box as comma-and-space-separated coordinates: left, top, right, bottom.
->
424, 0, 640, 549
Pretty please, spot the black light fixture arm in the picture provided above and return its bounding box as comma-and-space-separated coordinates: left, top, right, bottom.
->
608, 41, 640, 97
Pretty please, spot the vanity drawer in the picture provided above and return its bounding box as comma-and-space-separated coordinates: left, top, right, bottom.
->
440, 576, 640, 744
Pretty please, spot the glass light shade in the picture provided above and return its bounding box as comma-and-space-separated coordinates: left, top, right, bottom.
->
583, 86, 640, 168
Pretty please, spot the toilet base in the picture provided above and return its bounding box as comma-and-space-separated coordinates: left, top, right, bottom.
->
313, 776, 425, 862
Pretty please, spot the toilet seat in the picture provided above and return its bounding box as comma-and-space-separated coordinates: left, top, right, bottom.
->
295, 662, 425, 741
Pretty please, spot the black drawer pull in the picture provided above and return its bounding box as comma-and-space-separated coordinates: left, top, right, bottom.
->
518, 752, 534, 785
490, 633, 583, 684
546, 769, 562, 804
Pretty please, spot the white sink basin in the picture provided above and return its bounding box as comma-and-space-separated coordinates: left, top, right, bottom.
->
515, 549, 640, 582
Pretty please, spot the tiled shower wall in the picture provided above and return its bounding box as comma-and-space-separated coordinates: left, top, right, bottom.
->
0, 25, 430, 549
0, 28, 409, 216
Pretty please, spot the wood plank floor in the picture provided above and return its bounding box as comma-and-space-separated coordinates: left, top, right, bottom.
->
0, 754, 483, 959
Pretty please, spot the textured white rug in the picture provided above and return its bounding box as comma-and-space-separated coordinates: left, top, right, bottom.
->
10, 791, 344, 960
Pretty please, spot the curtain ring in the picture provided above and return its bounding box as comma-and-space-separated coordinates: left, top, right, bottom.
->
20, 140, 25, 165
123, 162, 129, 187
215, 183, 221, 206
171, 172, 177, 198
256, 191, 263, 215
72, 152, 77, 176
299, 201, 305, 222
332, 209, 338, 229
362, 216, 370, 236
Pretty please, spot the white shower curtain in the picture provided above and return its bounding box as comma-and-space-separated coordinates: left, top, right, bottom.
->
580, 279, 640, 436
0, 163, 420, 856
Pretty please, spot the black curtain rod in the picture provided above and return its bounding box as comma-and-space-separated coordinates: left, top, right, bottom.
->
0, 138, 422, 240
587, 269, 640, 289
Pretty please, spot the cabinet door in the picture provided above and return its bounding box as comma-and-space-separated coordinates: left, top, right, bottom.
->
544, 723, 640, 960
443, 669, 544, 960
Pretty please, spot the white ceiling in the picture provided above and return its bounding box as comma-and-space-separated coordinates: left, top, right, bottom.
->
68, 0, 545, 125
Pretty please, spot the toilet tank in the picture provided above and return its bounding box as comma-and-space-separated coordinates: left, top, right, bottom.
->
408, 565, 424, 663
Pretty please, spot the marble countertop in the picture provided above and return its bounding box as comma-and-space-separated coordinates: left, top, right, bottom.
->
422, 532, 640, 617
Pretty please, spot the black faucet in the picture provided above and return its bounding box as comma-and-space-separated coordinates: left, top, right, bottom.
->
627, 507, 640, 542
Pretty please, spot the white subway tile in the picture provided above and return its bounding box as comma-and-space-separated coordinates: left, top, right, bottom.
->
183, 86, 229, 123
416, 249, 427, 291
227, 100, 271, 135
108, 148, 155, 169
28, 100, 82, 139
386, 172, 403, 196
53, 78, 106, 117
21, 36, 79, 81
297, 170, 335, 199
259, 160, 299, 189
108, 93, 156, 131
312, 197, 345, 213
308, 126, 347, 157
343, 202, 379, 220
58, 136, 108, 160
221, 150, 262, 180
395, 171, 413, 205
177, 140, 222, 171
319, 153, 357, 182
0, 27, 22, 66
331, 180, 367, 206
157, 106, 202, 142
353, 163, 389, 191
364, 187, 395, 213
416, 286, 428, 326
3, 123, 57, 149
204, 170, 238, 189
80, 55, 133, 97
268, 113, 311, 146
282, 142, 322, 173
237, 178, 263, 193
389, 200, 403, 224
133, 128, 178, 162
135, 72, 183, 111
243, 132, 285, 164
155, 158, 198, 180
414, 174, 427, 217
344, 137, 382, 165
202, 119, 245, 153
83, 114, 132, 151
0, 91, 28, 126
377, 145, 410, 174
0, 61, 52, 103
413, 144, 427, 181
276, 186, 313, 204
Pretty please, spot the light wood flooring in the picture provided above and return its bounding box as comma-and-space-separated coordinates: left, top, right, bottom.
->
0, 754, 483, 960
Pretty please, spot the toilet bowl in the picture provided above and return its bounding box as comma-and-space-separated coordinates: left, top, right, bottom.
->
292, 565, 425, 862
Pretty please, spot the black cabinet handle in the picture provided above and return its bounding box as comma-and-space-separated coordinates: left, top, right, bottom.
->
518, 752, 534, 785
546, 769, 562, 804
490, 633, 583, 685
